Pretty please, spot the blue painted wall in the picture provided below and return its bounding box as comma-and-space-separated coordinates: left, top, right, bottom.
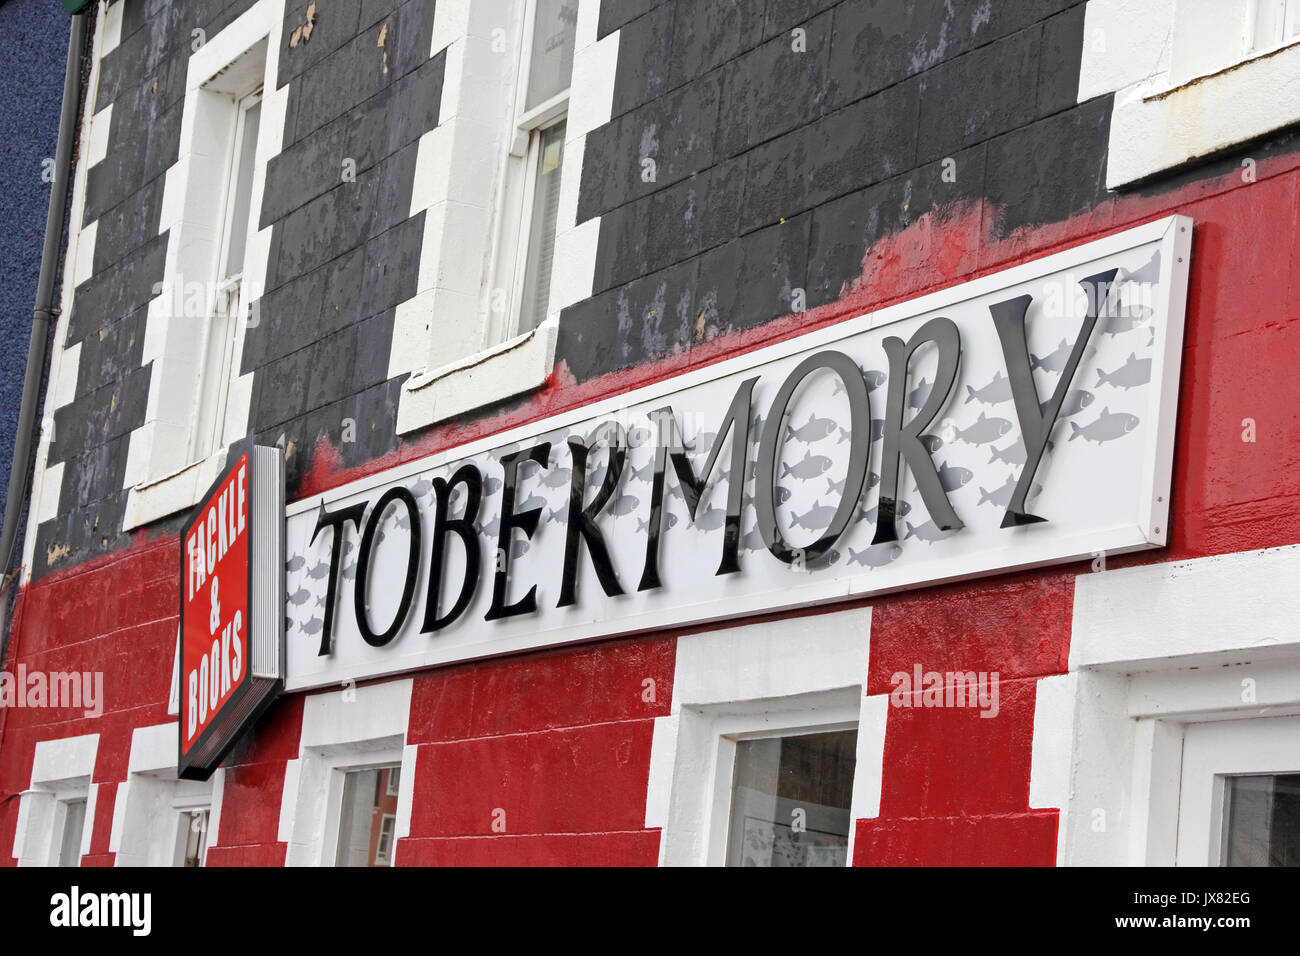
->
0, 0, 70, 524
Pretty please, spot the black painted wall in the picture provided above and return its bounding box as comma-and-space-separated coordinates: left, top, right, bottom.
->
557, 0, 1100, 381
37, 0, 440, 578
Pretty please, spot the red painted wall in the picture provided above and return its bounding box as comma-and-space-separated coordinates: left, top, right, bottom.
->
4, 150, 1299, 866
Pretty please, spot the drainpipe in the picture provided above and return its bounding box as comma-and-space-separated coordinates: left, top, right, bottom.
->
0, 12, 89, 652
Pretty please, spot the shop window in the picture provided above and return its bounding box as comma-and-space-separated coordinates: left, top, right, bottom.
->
725, 730, 858, 867
57, 798, 87, 868
335, 765, 402, 867
488, 0, 578, 341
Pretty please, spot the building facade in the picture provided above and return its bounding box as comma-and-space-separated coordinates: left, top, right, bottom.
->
3, 0, 1300, 866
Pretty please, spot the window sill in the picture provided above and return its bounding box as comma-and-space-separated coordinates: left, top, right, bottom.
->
1107, 36, 1300, 188
395, 319, 558, 435
121, 451, 227, 532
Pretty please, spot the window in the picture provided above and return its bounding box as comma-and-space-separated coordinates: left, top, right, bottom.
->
1175, 714, 1300, 866
192, 85, 264, 463
1250, 0, 1300, 53
725, 730, 857, 867
335, 765, 401, 867
1222, 775, 1300, 866
386, 766, 401, 797
57, 798, 87, 868
491, 0, 578, 340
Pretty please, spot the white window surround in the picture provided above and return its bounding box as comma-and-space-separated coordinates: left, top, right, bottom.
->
1081, 0, 1300, 188
120, 0, 288, 532
645, 607, 884, 866
1033, 544, 1300, 865
12, 733, 99, 867
109, 722, 222, 867
278, 678, 417, 866
393, 0, 614, 434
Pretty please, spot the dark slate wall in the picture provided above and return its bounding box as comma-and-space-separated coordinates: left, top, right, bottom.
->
35, 0, 441, 578
0, 0, 70, 525
558, 0, 1101, 382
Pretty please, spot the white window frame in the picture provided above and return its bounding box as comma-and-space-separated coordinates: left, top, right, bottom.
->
1044, 543, 1300, 866
175, 805, 212, 867
709, 711, 861, 867
486, 0, 574, 346
280, 679, 417, 866
374, 812, 398, 866
1081, 0, 1300, 188
1175, 714, 1300, 866
110, 722, 221, 867
121, 0, 287, 531
54, 794, 89, 868
394, 0, 615, 433
12, 733, 99, 867
646, 608, 883, 867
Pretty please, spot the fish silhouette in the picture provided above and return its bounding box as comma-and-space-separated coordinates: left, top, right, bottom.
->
871, 419, 885, 442
481, 515, 501, 536
1121, 249, 1160, 285
786, 413, 838, 443
285, 616, 295, 632
955, 412, 1013, 445
1030, 338, 1073, 373
342, 562, 357, 580
517, 494, 548, 513
977, 474, 1044, 508
685, 431, 717, 453
628, 459, 656, 483
781, 455, 833, 480
1095, 353, 1151, 390
908, 377, 932, 410
919, 434, 943, 454
1044, 389, 1095, 419
1104, 302, 1155, 335
826, 476, 846, 496
286, 554, 306, 572
904, 519, 954, 543
482, 475, 503, 496
775, 486, 793, 505
315, 594, 325, 607
637, 512, 679, 533
547, 506, 566, 523
410, 478, 433, 499
859, 499, 911, 524
509, 539, 530, 559
989, 439, 1027, 466
395, 511, 411, 530
693, 506, 727, 531
540, 467, 571, 490
301, 618, 324, 636
288, 587, 311, 606
791, 501, 838, 531
1069, 407, 1140, 443
931, 460, 973, 492
965, 371, 1012, 405
863, 369, 887, 392
306, 562, 330, 581
847, 543, 903, 568
977, 475, 1018, 508
608, 495, 640, 517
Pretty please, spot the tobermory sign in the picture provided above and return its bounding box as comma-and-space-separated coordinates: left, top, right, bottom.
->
179, 440, 286, 779
284, 216, 1191, 691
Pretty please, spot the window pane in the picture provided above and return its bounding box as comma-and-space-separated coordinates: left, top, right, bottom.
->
518, 121, 565, 333
59, 799, 86, 867
726, 730, 857, 867
1224, 774, 1300, 866
336, 767, 400, 867
525, 0, 578, 110
223, 98, 262, 280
